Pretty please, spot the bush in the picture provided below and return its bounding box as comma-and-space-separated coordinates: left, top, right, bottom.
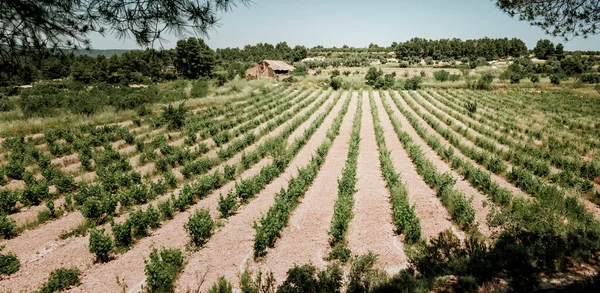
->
291, 65, 308, 76
158, 199, 175, 220
433, 70, 450, 82
185, 209, 214, 247
530, 75, 540, 84
509, 72, 522, 84
112, 221, 133, 248
208, 276, 233, 293
190, 78, 209, 98
218, 192, 237, 218
467, 73, 494, 90
0, 190, 18, 214
550, 74, 561, 85
365, 67, 383, 86
162, 103, 187, 130
89, 228, 113, 263
465, 101, 477, 116
347, 252, 386, 293
0, 245, 20, 276
330, 76, 343, 90
403, 77, 422, 90
38, 268, 81, 293
145, 248, 184, 293
0, 214, 17, 239
278, 263, 343, 293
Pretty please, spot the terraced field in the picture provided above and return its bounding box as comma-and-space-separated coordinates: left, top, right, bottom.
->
1, 85, 599, 292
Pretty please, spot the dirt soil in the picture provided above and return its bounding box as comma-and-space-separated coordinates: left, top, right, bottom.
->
346, 92, 408, 275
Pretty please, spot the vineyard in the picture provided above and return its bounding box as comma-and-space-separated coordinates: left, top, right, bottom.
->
1, 84, 600, 292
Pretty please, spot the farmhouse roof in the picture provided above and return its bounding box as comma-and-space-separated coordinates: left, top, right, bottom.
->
263, 60, 295, 71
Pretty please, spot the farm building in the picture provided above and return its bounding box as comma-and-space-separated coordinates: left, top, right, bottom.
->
245, 60, 295, 79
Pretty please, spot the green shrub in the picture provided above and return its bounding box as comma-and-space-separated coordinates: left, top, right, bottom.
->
550, 74, 561, 85
365, 67, 383, 86
218, 192, 237, 218
89, 228, 113, 263
433, 70, 450, 82
0, 245, 20, 276
162, 103, 187, 130
158, 199, 175, 220
465, 100, 477, 116
145, 248, 184, 293
530, 75, 540, 84
0, 190, 19, 214
38, 268, 81, 293
403, 77, 422, 90
467, 73, 494, 90
330, 76, 343, 90
326, 243, 351, 263
185, 209, 214, 247
190, 78, 209, 98
130, 209, 150, 238
208, 276, 233, 293
347, 252, 386, 293
112, 221, 133, 248
0, 214, 17, 239
278, 263, 343, 293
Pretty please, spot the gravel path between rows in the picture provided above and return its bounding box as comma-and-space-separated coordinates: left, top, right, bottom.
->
252, 93, 358, 283
174, 92, 347, 292
372, 91, 457, 239
346, 92, 408, 275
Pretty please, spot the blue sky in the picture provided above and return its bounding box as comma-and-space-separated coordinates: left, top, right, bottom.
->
89, 0, 600, 51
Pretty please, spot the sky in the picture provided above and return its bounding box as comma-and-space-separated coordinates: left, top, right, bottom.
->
89, 0, 600, 51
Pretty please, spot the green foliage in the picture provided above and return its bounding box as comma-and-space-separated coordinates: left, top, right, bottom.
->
550, 74, 561, 85
530, 74, 540, 84
277, 263, 343, 293
375, 94, 421, 244
0, 245, 20, 276
467, 73, 494, 90
465, 100, 477, 116
365, 67, 383, 86
162, 103, 187, 130
38, 268, 81, 293
175, 37, 215, 79
533, 39, 555, 59
89, 228, 113, 263
330, 76, 343, 90
209, 276, 233, 293
112, 221, 133, 248
328, 98, 361, 261
403, 77, 422, 90
433, 70, 450, 82
218, 192, 237, 218
145, 248, 184, 293
239, 269, 276, 293
0, 214, 17, 239
291, 64, 308, 76
190, 78, 209, 98
0, 190, 19, 214
185, 209, 214, 247
347, 252, 386, 293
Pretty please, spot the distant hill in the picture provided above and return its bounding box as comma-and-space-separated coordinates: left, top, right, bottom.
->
73, 49, 133, 57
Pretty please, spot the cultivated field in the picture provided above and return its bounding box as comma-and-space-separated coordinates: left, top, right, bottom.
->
1, 84, 600, 292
